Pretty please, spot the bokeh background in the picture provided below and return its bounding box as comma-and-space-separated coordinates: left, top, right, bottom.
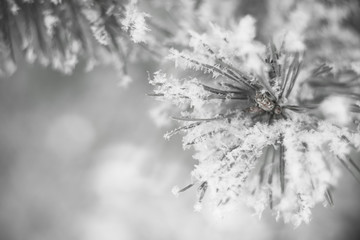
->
1, 1, 360, 240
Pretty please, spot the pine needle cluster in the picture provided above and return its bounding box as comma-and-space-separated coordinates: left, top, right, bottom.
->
150, 17, 360, 226
0, 0, 149, 76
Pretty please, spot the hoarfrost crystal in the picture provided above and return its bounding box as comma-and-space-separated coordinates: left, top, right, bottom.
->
150, 16, 360, 226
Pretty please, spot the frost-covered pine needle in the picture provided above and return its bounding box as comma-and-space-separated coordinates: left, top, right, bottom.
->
150, 17, 360, 227
0, 0, 150, 76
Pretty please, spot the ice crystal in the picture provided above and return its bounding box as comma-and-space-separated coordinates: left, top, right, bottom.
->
121, 0, 150, 43
150, 18, 360, 226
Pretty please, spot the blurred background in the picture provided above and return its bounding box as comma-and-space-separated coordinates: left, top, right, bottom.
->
1, 0, 360, 240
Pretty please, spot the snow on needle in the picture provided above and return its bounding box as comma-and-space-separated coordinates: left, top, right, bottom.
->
150, 17, 360, 226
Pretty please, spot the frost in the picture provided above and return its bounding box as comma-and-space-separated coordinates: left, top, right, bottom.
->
0, 0, 153, 78
43, 11, 59, 37
121, 0, 150, 43
150, 71, 211, 110
151, 24, 360, 225
91, 25, 110, 46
